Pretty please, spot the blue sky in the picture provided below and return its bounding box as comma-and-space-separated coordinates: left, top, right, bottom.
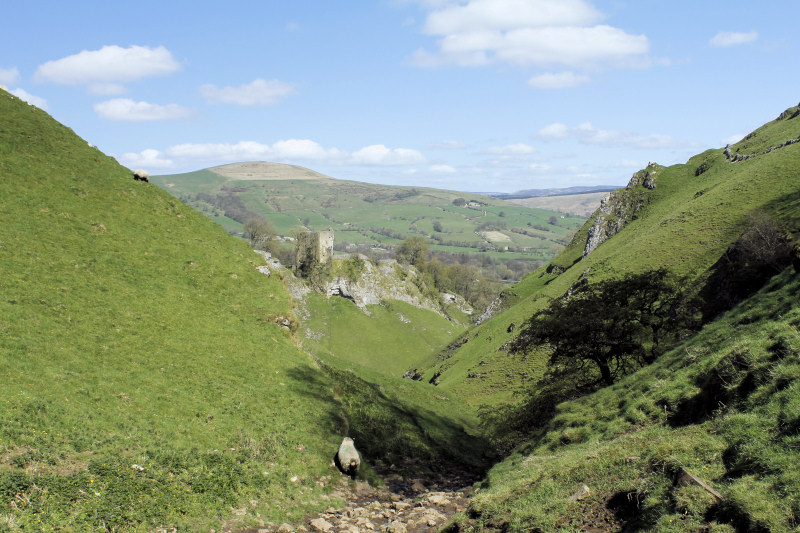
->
2, 0, 798, 192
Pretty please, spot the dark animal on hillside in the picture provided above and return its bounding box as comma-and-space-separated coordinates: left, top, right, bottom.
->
334, 437, 360, 480
133, 169, 150, 182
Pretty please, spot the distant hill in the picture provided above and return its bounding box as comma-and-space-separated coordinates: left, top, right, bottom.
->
152, 163, 587, 278
489, 184, 618, 198
503, 191, 610, 217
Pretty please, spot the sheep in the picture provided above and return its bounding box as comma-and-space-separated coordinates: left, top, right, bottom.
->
133, 169, 150, 182
334, 437, 360, 479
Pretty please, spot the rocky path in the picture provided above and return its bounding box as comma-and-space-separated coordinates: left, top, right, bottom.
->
241, 467, 480, 533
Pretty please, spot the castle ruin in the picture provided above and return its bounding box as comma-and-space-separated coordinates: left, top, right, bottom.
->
295, 230, 334, 277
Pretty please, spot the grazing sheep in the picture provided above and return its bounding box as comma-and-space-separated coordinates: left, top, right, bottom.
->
335, 437, 360, 479
133, 169, 150, 182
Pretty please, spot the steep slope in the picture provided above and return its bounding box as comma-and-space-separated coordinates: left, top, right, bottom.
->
425, 104, 800, 408
0, 89, 486, 532
453, 267, 800, 532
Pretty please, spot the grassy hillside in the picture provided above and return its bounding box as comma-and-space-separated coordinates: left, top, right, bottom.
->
0, 89, 486, 531
425, 105, 800, 409
452, 267, 800, 532
151, 164, 585, 270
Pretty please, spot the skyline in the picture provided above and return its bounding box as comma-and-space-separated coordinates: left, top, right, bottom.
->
2, 1, 798, 192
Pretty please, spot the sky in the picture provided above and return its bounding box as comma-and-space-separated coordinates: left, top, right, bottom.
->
2, 0, 798, 193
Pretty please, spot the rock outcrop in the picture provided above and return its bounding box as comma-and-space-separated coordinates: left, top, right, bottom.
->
323, 256, 471, 318
582, 163, 660, 258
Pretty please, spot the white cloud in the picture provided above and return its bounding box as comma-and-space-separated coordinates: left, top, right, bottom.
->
350, 144, 426, 165
412, 0, 649, 70
200, 78, 296, 106
710, 31, 758, 47
535, 122, 691, 150
535, 122, 570, 140
10, 88, 47, 110
35, 45, 180, 93
94, 99, 193, 121
120, 148, 175, 169
528, 71, 590, 89
487, 143, 536, 154
0, 66, 20, 85
119, 140, 423, 171
429, 164, 457, 173
424, 0, 602, 34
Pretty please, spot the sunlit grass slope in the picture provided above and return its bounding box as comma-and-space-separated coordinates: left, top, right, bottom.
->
300, 293, 464, 376
454, 267, 800, 532
0, 89, 487, 531
0, 88, 347, 531
427, 105, 800, 408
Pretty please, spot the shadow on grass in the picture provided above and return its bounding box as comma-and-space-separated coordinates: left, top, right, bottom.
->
284, 361, 491, 480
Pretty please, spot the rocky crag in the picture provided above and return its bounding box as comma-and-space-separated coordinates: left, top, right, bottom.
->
582, 162, 661, 258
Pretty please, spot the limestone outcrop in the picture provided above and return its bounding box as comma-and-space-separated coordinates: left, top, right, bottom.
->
582, 163, 660, 258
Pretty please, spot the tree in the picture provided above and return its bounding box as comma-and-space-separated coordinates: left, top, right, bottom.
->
511, 269, 686, 387
243, 216, 276, 249
549, 216, 558, 225
395, 237, 430, 269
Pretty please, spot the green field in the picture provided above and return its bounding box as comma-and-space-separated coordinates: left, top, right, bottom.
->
151, 165, 584, 270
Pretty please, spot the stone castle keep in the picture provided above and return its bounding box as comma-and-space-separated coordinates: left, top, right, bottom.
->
295, 230, 334, 276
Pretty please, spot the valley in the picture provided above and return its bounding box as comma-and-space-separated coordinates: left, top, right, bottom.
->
2, 85, 800, 533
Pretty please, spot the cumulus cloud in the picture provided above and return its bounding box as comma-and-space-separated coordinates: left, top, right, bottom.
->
412, 0, 649, 71
535, 122, 570, 140
710, 31, 758, 47
199, 78, 296, 106
94, 99, 193, 121
119, 140, 424, 171
35, 45, 180, 93
528, 71, 590, 89
350, 144, 426, 165
0, 66, 20, 85
11, 88, 48, 110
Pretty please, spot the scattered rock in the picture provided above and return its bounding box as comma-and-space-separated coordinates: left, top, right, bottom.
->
569, 484, 591, 502
308, 517, 333, 532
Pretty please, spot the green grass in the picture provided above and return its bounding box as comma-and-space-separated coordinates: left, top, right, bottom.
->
427, 104, 800, 409
300, 293, 464, 376
0, 88, 488, 531
454, 268, 800, 531
150, 168, 585, 267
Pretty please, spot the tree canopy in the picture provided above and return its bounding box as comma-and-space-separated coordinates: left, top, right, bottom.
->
511, 269, 686, 387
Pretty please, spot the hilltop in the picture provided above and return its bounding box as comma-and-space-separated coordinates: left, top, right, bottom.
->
151, 164, 586, 284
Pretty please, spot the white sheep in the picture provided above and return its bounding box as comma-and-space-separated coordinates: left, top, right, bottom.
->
335, 437, 360, 479
133, 169, 150, 182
